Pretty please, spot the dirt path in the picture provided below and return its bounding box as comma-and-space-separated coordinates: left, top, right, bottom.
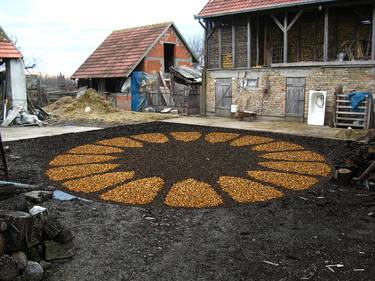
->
4, 122, 375, 281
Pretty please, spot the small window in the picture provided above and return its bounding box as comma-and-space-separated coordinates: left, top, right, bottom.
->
243, 78, 259, 89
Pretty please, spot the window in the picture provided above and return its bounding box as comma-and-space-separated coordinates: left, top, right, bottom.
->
164, 44, 175, 73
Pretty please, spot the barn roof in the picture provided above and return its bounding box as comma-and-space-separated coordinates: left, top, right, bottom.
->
197, 0, 337, 18
72, 22, 198, 79
0, 26, 22, 59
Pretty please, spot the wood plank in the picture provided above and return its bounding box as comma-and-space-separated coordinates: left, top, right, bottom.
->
336, 123, 365, 128
323, 8, 329, 62
372, 5, 375, 60
256, 17, 260, 65
284, 12, 288, 63
218, 25, 222, 68
336, 117, 366, 121
232, 23, 236, 68
336, 99, 367, 104
336, 111, 366, 115
337, 105, 366, 109
247, 18, 251, 68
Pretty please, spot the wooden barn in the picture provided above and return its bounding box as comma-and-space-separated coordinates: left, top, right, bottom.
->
197, 0, 375, 128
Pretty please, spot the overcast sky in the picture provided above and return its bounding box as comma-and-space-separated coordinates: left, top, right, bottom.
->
0, 0, 207, 77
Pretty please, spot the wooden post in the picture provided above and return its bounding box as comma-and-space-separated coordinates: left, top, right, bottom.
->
247, 18, 251, 68
283, 12, 288, 63
202, 20, 209, 116
256, 17, 260, 66
372, 5, 375, 60
218, 24, 222, 68
297, 21, 301, 62
264, 19, 268, 65
232, 23, 236, 68
324, 8, 329, 62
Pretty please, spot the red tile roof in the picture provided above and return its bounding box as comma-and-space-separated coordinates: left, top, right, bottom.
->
198, 0, 332, 18
72, 22, 194, 79
0, 26, 22, 59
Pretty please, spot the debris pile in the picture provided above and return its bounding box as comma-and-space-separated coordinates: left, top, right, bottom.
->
44, 88, 177, 125
335, 129, 375, 189
0, 185, 74, 281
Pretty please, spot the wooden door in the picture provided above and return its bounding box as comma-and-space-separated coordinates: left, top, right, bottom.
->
215, 79, 232, 117
286, 78, 305, 118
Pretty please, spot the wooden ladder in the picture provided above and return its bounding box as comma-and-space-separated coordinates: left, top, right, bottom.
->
333, 92, 372, 129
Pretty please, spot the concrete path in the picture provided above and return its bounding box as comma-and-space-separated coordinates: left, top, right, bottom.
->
0, 126, 102, 142
163, 116, 355, 140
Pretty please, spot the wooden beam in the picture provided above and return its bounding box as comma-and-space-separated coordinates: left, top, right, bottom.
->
372, 5, 375, 60
283, 12, 288, 63
271, 14, 284, 31
264, 19, 268, 65
287, 10, 303, 32
232, 23, 236, 68
218, 25, 222, 68
324, 8, 329, 62
297, 21, 301, 62
247, 18, 251, 68
256, 17, 260, 65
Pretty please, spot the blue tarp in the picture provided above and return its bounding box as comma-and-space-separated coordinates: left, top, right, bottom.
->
131, 72, 147, 112
347, 92, 371, 110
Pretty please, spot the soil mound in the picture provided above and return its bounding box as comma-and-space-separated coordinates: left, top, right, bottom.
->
45, 89, 118, 117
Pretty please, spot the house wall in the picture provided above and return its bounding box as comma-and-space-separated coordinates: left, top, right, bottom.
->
5, 58, 28, 110
139, 26, 194, 73
206, 66, 375, 124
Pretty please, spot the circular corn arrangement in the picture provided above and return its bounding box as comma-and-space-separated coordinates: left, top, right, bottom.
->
46, 132, 331, 208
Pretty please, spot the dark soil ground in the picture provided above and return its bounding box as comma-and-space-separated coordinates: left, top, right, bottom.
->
3, 122, 375, 281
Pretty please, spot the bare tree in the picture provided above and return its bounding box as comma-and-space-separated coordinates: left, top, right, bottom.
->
10, 35, 37, 70
187, 34, 204, 67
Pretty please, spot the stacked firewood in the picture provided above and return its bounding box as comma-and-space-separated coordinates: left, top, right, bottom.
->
0, 186, 74, 281
335, 129, 375, 189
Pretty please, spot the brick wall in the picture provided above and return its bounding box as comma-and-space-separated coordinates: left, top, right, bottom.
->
142, 26, 193, 74
206, 66, 375, 124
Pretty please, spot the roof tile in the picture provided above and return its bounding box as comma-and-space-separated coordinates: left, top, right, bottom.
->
72, 22, 172, 78
199, 0, 309, 17
0, 26, 22, 59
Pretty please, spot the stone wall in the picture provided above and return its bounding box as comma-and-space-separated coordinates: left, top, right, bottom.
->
206, 66, 375, 124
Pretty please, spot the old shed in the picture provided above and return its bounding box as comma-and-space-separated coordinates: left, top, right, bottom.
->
197, 0, 375, 128
71, 22, 198, 95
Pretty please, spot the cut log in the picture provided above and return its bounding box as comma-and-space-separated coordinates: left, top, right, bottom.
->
0, 211, 32, 253
335, 168, 353, 185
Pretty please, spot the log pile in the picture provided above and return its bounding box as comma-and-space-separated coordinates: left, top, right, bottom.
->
334, 129, 375, 189
0, 185, 74, 281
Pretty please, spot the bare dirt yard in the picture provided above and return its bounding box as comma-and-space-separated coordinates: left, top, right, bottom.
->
4, 122, 375, 281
